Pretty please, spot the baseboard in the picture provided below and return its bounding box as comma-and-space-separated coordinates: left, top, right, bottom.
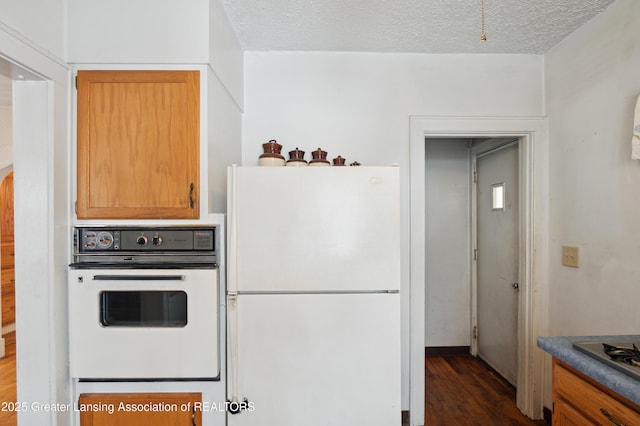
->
401, 410, 409, 426
425, 346, 471, 358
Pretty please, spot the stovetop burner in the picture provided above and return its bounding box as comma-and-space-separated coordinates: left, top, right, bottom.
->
603, 343, 640, 367
573, 341, 640, 382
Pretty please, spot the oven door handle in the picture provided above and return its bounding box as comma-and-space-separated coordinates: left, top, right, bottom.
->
92, 275, 186, 281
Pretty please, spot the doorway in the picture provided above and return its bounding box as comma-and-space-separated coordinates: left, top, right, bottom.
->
409, 116, 547, 424
423, 137, 521, 388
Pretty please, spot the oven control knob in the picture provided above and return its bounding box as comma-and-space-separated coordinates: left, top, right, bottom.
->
152, 235, 163, 246
96, 231, 114, 249
136, 235, 148, 245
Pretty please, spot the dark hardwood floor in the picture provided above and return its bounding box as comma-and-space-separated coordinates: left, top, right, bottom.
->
425, 355, 547, 426
0, 331, 16, 426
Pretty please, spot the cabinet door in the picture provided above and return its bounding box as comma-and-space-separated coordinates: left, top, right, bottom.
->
0, 172, 13, 237
78, 393, 201, 426
1, 267, 15, 325
76, 70, 200, 219
1, 292, 15, 326
0, 241, 14, 327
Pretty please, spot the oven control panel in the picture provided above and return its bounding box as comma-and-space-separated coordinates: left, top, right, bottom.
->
75, 227, 216, 253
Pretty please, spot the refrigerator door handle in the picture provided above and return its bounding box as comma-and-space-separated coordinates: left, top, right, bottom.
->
226, 292, 240, 404
227, 165, 239, 293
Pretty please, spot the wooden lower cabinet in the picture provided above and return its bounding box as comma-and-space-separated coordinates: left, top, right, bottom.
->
78, 393, 202, 426
553, 358, 640, 425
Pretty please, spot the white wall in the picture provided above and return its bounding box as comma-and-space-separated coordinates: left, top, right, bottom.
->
243, 51, 544, 409
425, 138, 470, 346
209, 0, 244, 110
66, 0, 209, 64
0, 106, 12, 170
544, 0, 640, 406
243, 52, 543, 166
0, 0, 66, 60
207, 0, 244, 212
208, 69, 243, 212
546, 0, 640, 337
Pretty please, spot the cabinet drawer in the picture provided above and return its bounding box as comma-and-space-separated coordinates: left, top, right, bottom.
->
554, 359, 640, 426
2, 292, 15, 325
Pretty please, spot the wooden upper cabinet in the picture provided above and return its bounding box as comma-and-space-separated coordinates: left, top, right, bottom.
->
76, 70, 200, 219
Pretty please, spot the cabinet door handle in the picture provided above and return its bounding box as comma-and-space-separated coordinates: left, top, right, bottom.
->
600, 408, 627, 426
189, 182, 195, 208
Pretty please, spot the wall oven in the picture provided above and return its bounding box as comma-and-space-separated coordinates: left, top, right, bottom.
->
68, 226, 219, 381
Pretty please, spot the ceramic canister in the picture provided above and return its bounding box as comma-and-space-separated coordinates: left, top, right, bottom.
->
286, 147, 308, 167
332, 156, 346, 166
309, 147, 330, 166
259, 139, 285, 166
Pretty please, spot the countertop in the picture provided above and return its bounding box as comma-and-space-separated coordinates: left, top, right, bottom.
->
537, 335, 640, 406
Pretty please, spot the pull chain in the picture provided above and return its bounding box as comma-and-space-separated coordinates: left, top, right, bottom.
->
480, 0, 487, 41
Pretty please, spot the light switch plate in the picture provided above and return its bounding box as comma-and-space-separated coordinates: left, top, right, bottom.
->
562, 246, 579, 268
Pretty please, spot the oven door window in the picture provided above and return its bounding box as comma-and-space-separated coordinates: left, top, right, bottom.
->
100, 291, 187, 327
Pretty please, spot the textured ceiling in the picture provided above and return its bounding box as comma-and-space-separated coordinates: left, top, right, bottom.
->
0, 0, 619, 107
220, 0, 616, 54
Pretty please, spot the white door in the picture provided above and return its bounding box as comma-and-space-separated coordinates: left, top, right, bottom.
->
476, 142, 519, 385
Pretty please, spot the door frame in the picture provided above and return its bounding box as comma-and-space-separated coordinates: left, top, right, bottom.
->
0, 24, 71, 425
409, 116, 548, 422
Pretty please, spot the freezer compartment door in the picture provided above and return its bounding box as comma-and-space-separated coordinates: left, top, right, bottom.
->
228, 166, 400, 292
227, 293, 401, 426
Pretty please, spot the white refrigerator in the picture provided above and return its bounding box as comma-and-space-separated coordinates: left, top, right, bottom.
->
226, 165, 401, 426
